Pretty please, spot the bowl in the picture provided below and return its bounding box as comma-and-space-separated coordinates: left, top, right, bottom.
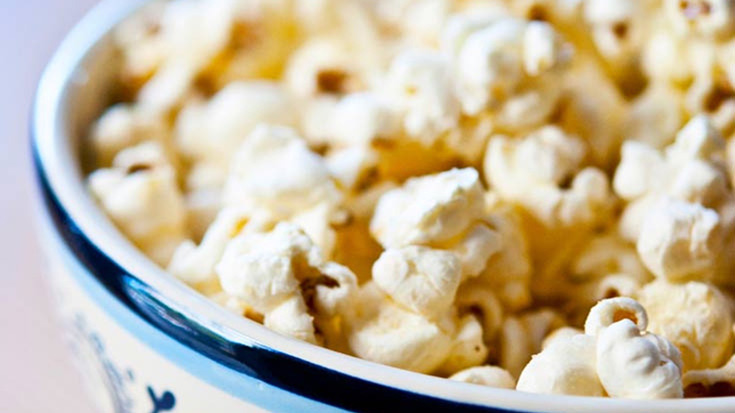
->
30, 1, 734, 412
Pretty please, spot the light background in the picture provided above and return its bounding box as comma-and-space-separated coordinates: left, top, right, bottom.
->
0, 1, 99, 412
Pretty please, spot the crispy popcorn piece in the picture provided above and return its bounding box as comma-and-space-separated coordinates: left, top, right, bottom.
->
664, 0, 735, 40
683, 354, 735, 397
346, 282, 453, 373
586, 298, 684, 399
637, 199, 724, 282
584, 297, 649, 337
638, 280, 734, 371
541, 326, 583, 350
222, 125, 341, 217
596, 318, 684, 399
89, 142, 187, 266
570, 233, 649, 282
484, 126, 615, 228
285, 37, 363, 97
516, 333, 604, 396
450, 366, 516, 389
500, 309, 566, 378
437, 314, 490, 376
382, 49, 460, 144
614, 115, 732, 242
455, 281, 504, 344
372, 246, 461, 318
216, 222, 357, 343
625, 84, 685, 149
370, 168, 485, 248
90, 104, 170, 167
329, 92, 400, 148
175, 81, 294, 165
448, 16, 571, 124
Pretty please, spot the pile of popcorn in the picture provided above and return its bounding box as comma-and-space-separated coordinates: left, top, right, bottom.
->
87, 0, 735, 399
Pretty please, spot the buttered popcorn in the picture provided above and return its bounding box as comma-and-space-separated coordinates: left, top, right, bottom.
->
88, 0, 735, 400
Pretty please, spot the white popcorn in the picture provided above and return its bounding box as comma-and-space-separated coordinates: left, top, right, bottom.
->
583, 0, 640, 61
330, 92, 400, 148
447, 223, 503, 279
175, 82, 295, 165
222, 125, 341, 218
136, 0, 241, 112
383, 49, 460, 144
638, 280, 734, 371
625, 84, 685, 149
570, 233, 649, 282
90, 105, 170, 167
325, 147, 379, 190
285, 37, 361, 97
541, 327, 584, 350
346, 283, 453, 373
448, 15, 570, 127
437, 314, 489, 375
664, 0, 735, 39
637, 199, 724, 282
500, 309, 566, 378
264, 295, 318, 344
683, 354, 735, 397
89, 142, 187, 266
584, 297, 649, 337
614, 115, 731, 242
485, 126, 586, 200
484, 127, 614, 228
473, 206, 533, 311
516, 333, 604, 396
370, 168, 485, 248
168, 207, 252, 285
596, 319, 684, 399
586, 298, 684, 399
216, 222, 357, 342
450, 366, 516, 389
372, 246, 462, 318
455, 281, 504, 343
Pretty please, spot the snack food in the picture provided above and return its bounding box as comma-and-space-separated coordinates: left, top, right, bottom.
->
87, 0, 735, 399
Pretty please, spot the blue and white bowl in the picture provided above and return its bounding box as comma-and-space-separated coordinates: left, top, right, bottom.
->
30, 1, 734, 412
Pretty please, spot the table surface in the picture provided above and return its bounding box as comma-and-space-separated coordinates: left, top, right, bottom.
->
0, 1, 99, 412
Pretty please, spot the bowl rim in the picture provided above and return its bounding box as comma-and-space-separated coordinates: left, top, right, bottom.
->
30, 0, 735, 411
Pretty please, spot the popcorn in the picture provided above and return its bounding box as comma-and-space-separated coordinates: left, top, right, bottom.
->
346, 282, 453, 373
382, 49, 460, 144
87, 0, 735, 399
222, 125, 342, 219
372, 246, 461, 318
614, 115, 732, 242
285, 37, 362, 97
329, 92, 400, 148
586, 298, 684, 399
638, 280, 734, 371
216, 222, 357, 342
683, 354, 735, 397
516, 333, 604, 396
484, 126, 615, 228
437, 314, 489, 375
88, 142, 187, 266
90, 104, 170, 167
637, 199, 724, 282
175, 81, 295, 165
370, 168, 485, 248
500, 309, 566, 378
663, 0, 735, 40
450, 17, 571, 122
450, 366, 516, 389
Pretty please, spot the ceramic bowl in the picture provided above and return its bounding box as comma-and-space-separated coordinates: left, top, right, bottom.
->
30, 1, 733, 412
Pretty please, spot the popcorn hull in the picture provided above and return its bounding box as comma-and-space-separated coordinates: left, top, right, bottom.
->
30, 0, 735, 412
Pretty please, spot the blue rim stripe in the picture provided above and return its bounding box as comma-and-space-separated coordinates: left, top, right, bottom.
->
31, 140, 518, 413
